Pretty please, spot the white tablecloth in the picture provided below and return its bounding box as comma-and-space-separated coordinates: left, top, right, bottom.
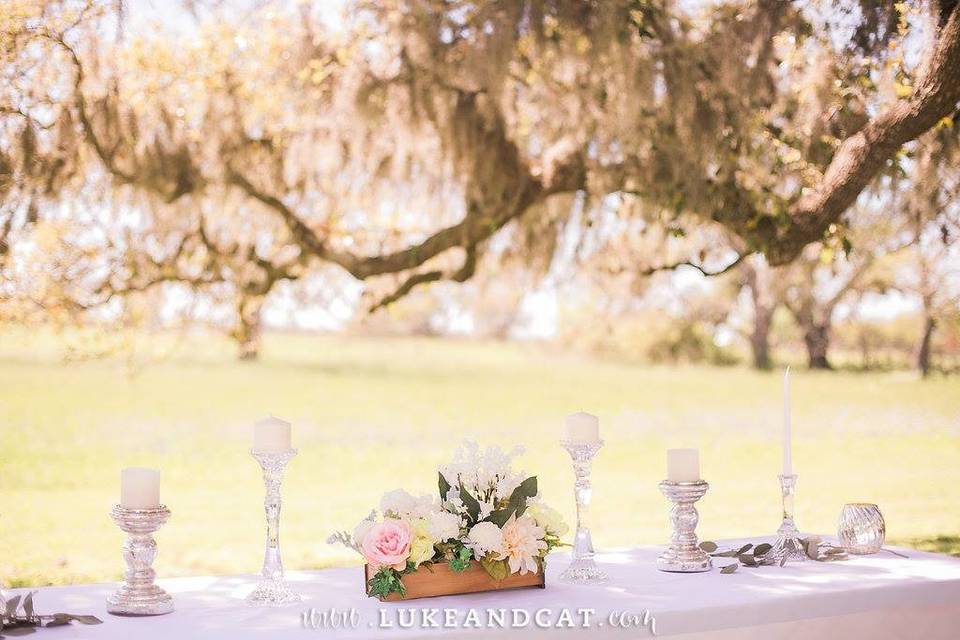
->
10, 538, 960, 639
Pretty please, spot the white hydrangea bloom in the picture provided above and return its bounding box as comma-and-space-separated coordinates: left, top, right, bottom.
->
380, 488, 416, 517
466, 521, 504, 560
380, 489, 436, 519
426, 510, 461, 542
478, 499, 495, 520
440, 440, 527, 505
495, 473, 523, 501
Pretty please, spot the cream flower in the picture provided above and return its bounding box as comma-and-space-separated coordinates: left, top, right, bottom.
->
500, 514, 547, 575
408, 518, 438, 567
527, 502, 569, 537
467, 521, 504, 560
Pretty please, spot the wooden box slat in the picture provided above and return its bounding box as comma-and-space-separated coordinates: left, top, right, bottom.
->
364, 561, 545, 601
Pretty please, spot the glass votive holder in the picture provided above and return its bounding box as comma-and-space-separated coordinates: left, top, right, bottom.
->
838, 503, 885, 554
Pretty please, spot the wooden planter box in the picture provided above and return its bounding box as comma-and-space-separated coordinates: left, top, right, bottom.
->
364, 561, 546, 601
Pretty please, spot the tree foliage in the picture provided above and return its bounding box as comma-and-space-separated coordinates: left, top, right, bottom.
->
1, 0, 959, 358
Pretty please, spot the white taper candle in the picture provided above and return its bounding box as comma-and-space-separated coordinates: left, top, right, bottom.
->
783, 366, 792, 476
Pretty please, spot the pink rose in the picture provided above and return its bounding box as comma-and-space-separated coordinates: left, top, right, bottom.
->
361, 519, 412, 570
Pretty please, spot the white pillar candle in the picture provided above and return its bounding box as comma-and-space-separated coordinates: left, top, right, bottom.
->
667, 449, 700, 482
783, 366, 792, 476
253, 415, 292, 452
564, 411, 600, 443
120, 467, 160, 509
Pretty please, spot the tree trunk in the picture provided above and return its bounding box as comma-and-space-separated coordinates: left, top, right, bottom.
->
751, 307, 774, 370
915, 315, 936, 378
803, 323, 832, 370
235, 296, 264, 361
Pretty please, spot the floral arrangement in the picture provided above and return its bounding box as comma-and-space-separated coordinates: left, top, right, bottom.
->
329, 442, 568, 599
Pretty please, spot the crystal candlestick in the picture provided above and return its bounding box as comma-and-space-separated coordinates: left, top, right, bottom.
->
657, 480, 712, 572
247, 448, 302, 606
106, 505, 174, 616
772, 473, 806, 562
559, 439, 608, 584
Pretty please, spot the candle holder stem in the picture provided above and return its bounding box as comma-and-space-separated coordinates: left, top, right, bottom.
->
559, 440, 608, 584
772, 473, 806, 563
657, 481, 712, 572
247, 448, 302, 606
107, 505, 173, 616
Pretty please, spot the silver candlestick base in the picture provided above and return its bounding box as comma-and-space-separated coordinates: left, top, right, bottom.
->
107, 505, 174, 616
247, 448, 302, 606
772, 473, 806, 563
657, 480, 712, 573
559, 439, 608, 584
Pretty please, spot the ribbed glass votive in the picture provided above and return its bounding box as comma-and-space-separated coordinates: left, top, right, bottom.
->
838, 503, 885, 554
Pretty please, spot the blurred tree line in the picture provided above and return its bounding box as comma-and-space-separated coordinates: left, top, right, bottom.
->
0, 0, 958, 374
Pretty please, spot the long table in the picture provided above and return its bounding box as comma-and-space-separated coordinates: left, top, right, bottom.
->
9, 538, 960, 639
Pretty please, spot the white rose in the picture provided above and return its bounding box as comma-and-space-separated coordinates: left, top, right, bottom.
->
467, 521, 504, 560
527, 503, 568, 537
427, 511, 461, 542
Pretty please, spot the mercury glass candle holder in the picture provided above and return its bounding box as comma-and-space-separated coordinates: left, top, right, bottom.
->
247, 448, 302, 606
657, 480, 712, 572
559, 439, 608, 584
838, 503, 885, 554
106, 505, 174, 616
772, 473, 806, 562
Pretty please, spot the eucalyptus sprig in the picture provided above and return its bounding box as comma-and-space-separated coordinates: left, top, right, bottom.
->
1, 590, 102, 636
700, 538, 850, 574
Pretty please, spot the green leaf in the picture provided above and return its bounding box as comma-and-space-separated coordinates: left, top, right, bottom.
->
485, 476, 540, 527
45, 614, 73, 627
366, 567, 406, 599
699, 541, 718, 552
754, 543, 773, 557
485, 508, 514, 528
739, 554, 757, 567
448, 545, 472, 573
72, 615, 102, 625
458, 483, 482, 524
515, 476, 538, 499
508, 476, 537, 517
720, 563, 739, 574
736, 544, 753, 555
438, 473, 451, 501
479, 557, 510, 581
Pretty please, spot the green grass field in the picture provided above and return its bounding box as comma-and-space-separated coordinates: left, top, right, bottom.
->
1, 329, 959, 587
